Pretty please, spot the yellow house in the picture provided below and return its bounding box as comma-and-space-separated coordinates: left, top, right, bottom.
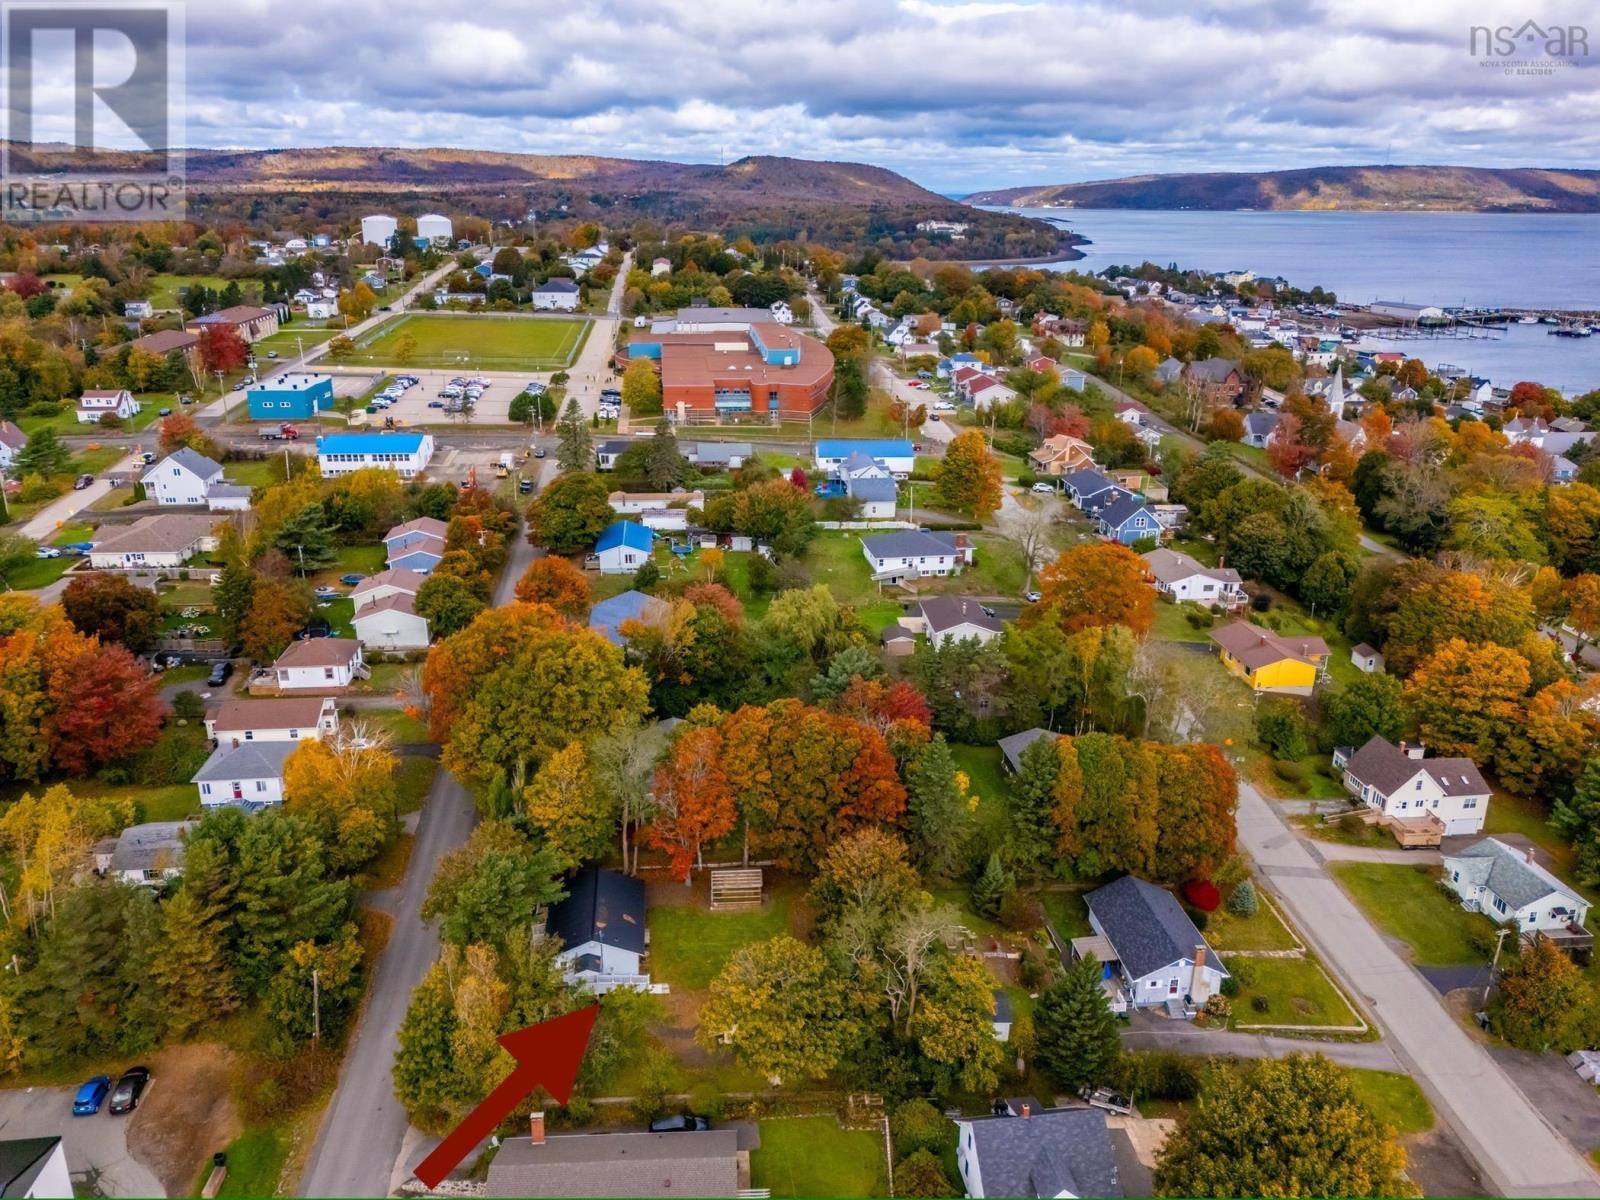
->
1209, 621, 1328, 693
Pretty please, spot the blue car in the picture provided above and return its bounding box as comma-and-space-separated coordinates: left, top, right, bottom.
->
73, 1075, 111, 1115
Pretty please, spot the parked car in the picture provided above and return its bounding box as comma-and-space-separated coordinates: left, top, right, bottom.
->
107, 1067, 151, 1115
34, 547, 61, 558
231, 382, 246, 392
158, 406, 172, 416
140, 450, 156, 464
649, 1114, 710, 1133
518, 478, 534, 494
339, 573, 366, 586
533, 446, 546, 458
979, 605, 997, 619
1025, 590, 1042, 603
1031, 482, 1055, 494
266, 350, 279, 359
927, 413, 941, 422
72, 1076, 111, 1116
428, 400, 445, 408
73, 474, 93, 490
931, 401, 956, 412
207, 661, 232, 687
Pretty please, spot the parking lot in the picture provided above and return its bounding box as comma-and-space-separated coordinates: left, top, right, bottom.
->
314, 366, 551, 427
0, 1085, 164, 1196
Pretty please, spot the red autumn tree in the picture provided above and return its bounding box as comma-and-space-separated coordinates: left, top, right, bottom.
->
513, 556, 592, 617
48, 643, 165, 773
683, 582, 743, 626
788, 467, 809, 491
647, 725, 736, 881
833, 677, 932, 736
7, 273, 47, 298
1266, 411, 1318, 479
198, 324, 248, 374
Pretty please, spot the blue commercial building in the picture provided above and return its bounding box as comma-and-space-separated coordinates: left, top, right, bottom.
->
247, 373, 335, 421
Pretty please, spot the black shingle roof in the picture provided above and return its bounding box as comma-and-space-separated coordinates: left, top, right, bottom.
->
545, 868, 646, 955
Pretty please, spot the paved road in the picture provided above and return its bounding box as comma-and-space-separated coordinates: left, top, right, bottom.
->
298, 481, 545, 1198
1237, 781, 1600, 1197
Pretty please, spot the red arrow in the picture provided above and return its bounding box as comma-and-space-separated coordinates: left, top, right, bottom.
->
414, 1003, 600, 1190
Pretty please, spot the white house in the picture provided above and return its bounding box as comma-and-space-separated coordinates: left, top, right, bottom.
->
350, 568, 427, 609
306, 299, 337, 320
955, 1103, 1118, 1200
1141, 547, 1246, 607
594, 520, 654, 574
1444, 838, 1592, 935
0, 1137, 73, 1199
0, 420, 27, 468
351, 593, 431, 650
532, 278, 581, 311
1332, 735, 1489, 836
914, 595, 1003, 647
270, 638, 366, 691
814, 439, 915, 477
206, 696, 338, 745
544, 868, 649, 993
650, 257, 672, 277
75, 388, 141, 424
98, 820, 196, 886
142, 447, 224, 506
1351, 642, 1386, 673
87, 514, 220, 570
316, 431, 435, 479
845, 474, 898, 518
608, 490, 705, 517
124, 299, 154, 319
768, 300, 794, 325
860, 530, 973, 583
1074, 874, 1226, 1014
192, 740, 297, 808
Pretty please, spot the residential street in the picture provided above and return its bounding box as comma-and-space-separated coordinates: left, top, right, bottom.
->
297, 478, 544, 1198
1236, 782, 1600, 1197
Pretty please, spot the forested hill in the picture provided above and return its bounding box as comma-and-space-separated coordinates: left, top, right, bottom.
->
965, 165, 1600, 212
4, 143, 1069, 260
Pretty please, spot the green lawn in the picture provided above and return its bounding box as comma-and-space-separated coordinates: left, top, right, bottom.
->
206, 1122, 291, 1198
1151, 599, 1214, 643
1226, 953, 1359, 1027
350, 313, 591, 370
18, 400, 160, 437
950, 744, 1013, 855
249, 326, 344, 359
1039, 889, 1091, 939
317, 596, 355, 638
1347, 1069, 1434, 1135
4, 555, 77, 590
225, 458, 293, 489
1204, 897, 1299, 952
1329, 863, 1494, 966
356, 708, 431, 744
648, 889, 794, 990
72, 446, 127, 475
148, 273, 234, 310
750, 1117, 888, 1199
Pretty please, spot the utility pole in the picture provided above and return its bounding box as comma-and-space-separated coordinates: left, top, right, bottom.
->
312, 968, 321, 1041
1480, 927, 1512, 1011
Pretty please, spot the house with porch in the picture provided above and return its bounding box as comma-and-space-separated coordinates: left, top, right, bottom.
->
544, 867, 649, 992
192, 740, 295, 808
75, 388, 141, 424
860, 530, 973, 584
1141, 547, 1245, 607
1027, 434, 1095, 479
1209, 620, 1327, 692
1332, 736, 1490, 837
1095, 495, 1165, 546
1074, 874, 1226, 1015
1061, 469, 1134, 515
268, 638, 366, 691
1443, 838, 1592, 953
206, 696, 338, 745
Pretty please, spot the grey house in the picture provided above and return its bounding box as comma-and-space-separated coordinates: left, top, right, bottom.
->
955, 1100, 1120, 1198
1075, 875, 1226, 1015
487, 1124, 742, 1198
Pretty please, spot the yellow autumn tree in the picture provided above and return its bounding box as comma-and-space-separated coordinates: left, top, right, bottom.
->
522, 741, 616, 867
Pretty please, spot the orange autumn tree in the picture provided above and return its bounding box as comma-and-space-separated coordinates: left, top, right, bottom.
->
513, 556, 592, 617
647, 725, 735, 881
718, 700, 907, 871
1403, 638, 1529, 762
1028, 543, 1154, 637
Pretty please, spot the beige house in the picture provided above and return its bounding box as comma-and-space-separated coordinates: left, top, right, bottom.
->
1027, 434, 1096, 477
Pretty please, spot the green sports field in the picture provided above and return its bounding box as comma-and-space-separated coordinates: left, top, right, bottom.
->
348, 313, 590, 370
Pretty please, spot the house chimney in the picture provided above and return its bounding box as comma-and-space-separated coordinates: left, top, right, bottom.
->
530, 1111, 545, 1145
1527, 846, 1537, 865
1021, 1103, 1030, 1119
1190, 945, 1209, 1001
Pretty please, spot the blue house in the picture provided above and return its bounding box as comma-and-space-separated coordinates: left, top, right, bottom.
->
594, 521, 654, 574
937, 352, 982, 379
246, 373, 335, 421
1061, 468, 1134, 514
587, 590, 669, 645
1096, 495, 1165, 545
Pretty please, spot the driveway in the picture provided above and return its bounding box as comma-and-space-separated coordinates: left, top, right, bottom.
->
18, 451, 140, 540
0, 1087, 165, 1197
298, 497, 544, 1198
1237, 780, 1600, 1197
1121, 1020, 1400, 1070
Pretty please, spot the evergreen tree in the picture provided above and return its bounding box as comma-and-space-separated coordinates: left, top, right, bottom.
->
905, 734, 972, 879
1034, 953, 1120, 1090
15, 427, 70, 476
151, 886, 238, 1038
970, 852, 1011, 919
645, 418, 685, 489
275, 503, 338, 572
1226, 879, 1258, 918
1009, 735, 1060, 879
1552, 756, 1600, 887
556, 397, 594, 472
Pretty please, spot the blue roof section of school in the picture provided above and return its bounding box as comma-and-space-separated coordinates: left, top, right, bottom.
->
816, 438, 915, 459
596, 520, 654, 553
316, 432, 425, 454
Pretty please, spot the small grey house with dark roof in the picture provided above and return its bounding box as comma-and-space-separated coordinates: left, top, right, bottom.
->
1076, 875, 1226, 1015
955, 1102, 1120, 1198
545, 867, 649, 993
1444, 838, 1591, 941
999, 728, 1054, 774
104, 820, 196, 886
487, 1121, 743, 1198
918, 595, 1002, 647
1060, 469, 1133, 515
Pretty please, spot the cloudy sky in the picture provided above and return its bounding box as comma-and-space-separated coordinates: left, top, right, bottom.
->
57, 0, 1600, 192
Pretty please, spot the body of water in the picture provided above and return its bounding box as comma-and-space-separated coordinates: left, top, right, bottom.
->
987, 208, 1600, 393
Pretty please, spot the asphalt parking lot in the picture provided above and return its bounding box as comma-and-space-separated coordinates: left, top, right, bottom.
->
0, 1085, 164, 1196
313, 366, 548, 427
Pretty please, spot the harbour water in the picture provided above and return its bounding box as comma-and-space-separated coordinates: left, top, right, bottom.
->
990, 208, 1600, 393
